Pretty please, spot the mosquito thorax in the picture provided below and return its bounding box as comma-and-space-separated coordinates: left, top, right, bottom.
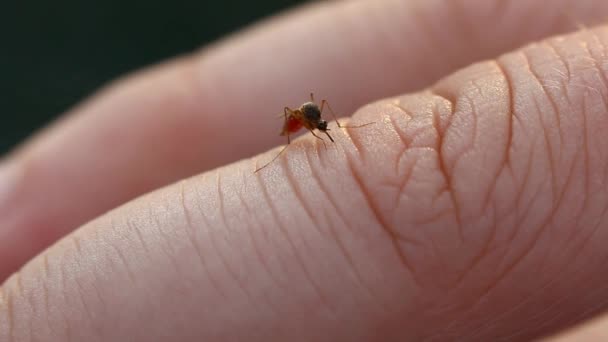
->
301, 102, 322, 123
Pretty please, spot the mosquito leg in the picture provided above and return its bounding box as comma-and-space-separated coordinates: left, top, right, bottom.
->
310, 92, 315, 102
309, 129, 328, 149
323, 130, 334, 143
255, 130, 292, 173
254, 143, 290, 173
283, 107, 293, 144
319, 99, 341, 127
320, 99, 375, 129
256, 107, 293, 173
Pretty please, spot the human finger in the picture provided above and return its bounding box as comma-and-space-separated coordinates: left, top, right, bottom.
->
4, 24, 608, 341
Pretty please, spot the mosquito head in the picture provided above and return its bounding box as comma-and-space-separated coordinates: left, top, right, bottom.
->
317, 119, 329, 131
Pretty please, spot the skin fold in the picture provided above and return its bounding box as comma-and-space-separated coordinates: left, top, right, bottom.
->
3, 0, 608, 340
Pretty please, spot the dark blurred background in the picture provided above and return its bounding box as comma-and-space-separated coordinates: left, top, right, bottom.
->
0, 0, 305, 154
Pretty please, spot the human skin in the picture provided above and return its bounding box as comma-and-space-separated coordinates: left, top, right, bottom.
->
3, 0, 608, 340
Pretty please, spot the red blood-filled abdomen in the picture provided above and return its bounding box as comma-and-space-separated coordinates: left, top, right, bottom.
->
283, 116, 303, 134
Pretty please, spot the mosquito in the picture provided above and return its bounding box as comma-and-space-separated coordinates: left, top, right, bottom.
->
254, 93, 373, 173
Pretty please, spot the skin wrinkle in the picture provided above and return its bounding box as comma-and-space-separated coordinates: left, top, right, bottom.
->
459, 89, 498, 222
387, 115, 408, 177
579, 35, 608, 201
209, 175, 281, 332
233, 172, 282, 298
528, 90, 554, 176
178, 180, 229, 301
550, 142, 581, 226
498, 140, 542, 265
555, 62, 604, 254
213, 171, 255, 303
11, 272, 38, 340
301, 143, 387, 313
573, 181, 608, 262
523, 274, 601, 337
146, 202, 183, 280
453, 204, 499, 293
512, 139, 538, 222
466, 203, 559, 326
584, 30, 608, 111
57, 257, 75, 342
232, 173, 286, 323
280, 151, 319, 233
521, 49, 570, 206
510, 98, 528, 139
409, 208, 453, 227
538, 60, 581, 222
339, 120, 364, 156
561, 94, 591, 243
498, 148, 544, 269
319, 207, 375, 313
254, 166, 336, 316
376, 97, 462, 291
504, 264, 608, 341
303, 141, 381, 258
427, 88, 464, 242
385, 111, 418, 216
466, 262, 580, 340
40, 254, 51, 331
68, 255, 97, 338
542, 40, 568, 142
536, 93, 560, 204
85, 257, 107, 331
390, 101, 415, 125
466, 299, 538, 340
105, 238, 137, 286
179, 181, 195, 232
72, 229, 107, 333
343, 152, 422, 289
3, 279, 15, 342
440, 207, 499, 336
191, 177, 231, 300
520, 51, 561, 205
277, 146, 358, 313
387, 103, 429, 144
27, 275, 38, 339
309, 135, 326, 170
427, 92, 458, 134
545, 67, 603, 99
124, 216, 152, 262
434, 45, 583, 336
393, 153, 419, 224
12, 271, 27, 314
464, 93, 480, 164
546, 38, 574, 80
561, 137, 608, 263
71, 234, 83, 258
483, 60, 514, 211
461, 34, 608, 336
